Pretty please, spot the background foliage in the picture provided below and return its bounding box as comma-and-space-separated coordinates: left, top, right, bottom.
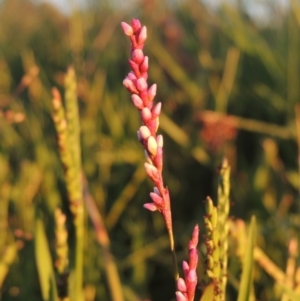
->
0, 0, 300, 300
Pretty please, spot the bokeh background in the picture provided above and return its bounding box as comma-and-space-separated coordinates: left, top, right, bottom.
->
0, 0, 300, 300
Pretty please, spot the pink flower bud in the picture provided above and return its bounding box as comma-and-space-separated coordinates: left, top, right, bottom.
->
131, 94, 144, 110
131, 49, 144, 64
147, 136, 158, 156
187, 269, 197, 283
139, 125, 151, 140
143, 203, 158, 211
140, 56, 148, 73
138, 26, 147, 44
123, 78, 138, 94
150, 192, 163, 206
152, 102, 162, 118
131, 19, 141, 32
154, 147, 163, 172
175, 292, 188, 301
144, 150, 153, 164
121, 22, 133, 36
182, 261, 189, 278
127, 71, 137, 81
141, 107, 152, 122
144, 162, 159, 183
129, 60, 140, 76
156, 135, 163, 148
153, 186, 160, 195
148, 84, 157, 102
177, 278, 187, 292
136, 77, 148, 92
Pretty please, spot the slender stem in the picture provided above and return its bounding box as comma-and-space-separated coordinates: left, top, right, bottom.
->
168, 228, 179, 281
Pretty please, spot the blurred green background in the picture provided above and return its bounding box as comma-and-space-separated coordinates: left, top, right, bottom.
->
0, 0, 300, 300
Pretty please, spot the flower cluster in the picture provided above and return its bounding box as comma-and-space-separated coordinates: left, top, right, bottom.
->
121, 19, 172, 232
176, 225, 199, 301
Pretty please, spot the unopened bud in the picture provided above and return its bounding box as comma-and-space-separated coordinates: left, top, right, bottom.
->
131, 94, 144, 110
139, 125, 151, 140
148, 84, 157, 102
143, 203, 158, 211
131, 49, 144, 64
147, 136, 158, 156
138, 26, 147, 44
136, 77, 148, 91
141, 107, 152, 122
152, 102, 162, 118
121, 22, 133, 36
140, 56, 149, 73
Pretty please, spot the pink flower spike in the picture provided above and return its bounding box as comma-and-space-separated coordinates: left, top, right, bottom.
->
143, 203, 158, 211
121, 22, 133, 36
129, 60, 140, 76
175, 292, 188, 301
139, 125, 151, 140
131, 94, 144, 110
138, 26, 147, 44
188, 248, 198, 270
144, 162, 159, 183
148, 84, 157, 102
140, 56, 149, 73
132, 49, 144, 64
131, 19, 141, 32
141, 107, 152, 122
154, 147, 163, 172
152, 102, 162, 118
136, 77, 148, 92
123, 78, 138, 94
156, 135, 163, 148
150, 192, 163, 206
177, 278, 187, 292
147, 136, 158, 156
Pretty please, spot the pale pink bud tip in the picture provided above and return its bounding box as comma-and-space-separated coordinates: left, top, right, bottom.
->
138, 26, 147, 44
175, 292, 188, 301
139, 125, 151, 140
121, 22, 133, 36
177, 278, 187, 292
143, 203, 158, 211
152, 102, 162, 117
189, 224, 199, 249
147, 136, 158, 156
141, 107, 152, 121
136, 77, 148, 92
123, 78, 138, 93
148, 84, 157, 102
156, 135, 163, 148
131, 94, 144, 110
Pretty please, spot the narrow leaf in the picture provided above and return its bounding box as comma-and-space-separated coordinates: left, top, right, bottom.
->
237, 216, 256, 301
35, 217, 58, 301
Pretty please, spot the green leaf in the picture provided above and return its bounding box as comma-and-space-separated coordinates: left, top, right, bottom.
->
35, 217, 58, 301
279, 283, 300, 301
237, 216, 256, 301
199, 283, 214, 301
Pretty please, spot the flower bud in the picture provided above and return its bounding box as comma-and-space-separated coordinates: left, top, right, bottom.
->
156, 135, 163, 148
138, 26, 147, 44
148, 84, 157, 102
175, 292, 188, 301
150, 192, 163, 206
136, 77, 148, 92
144, 162, 159, 183
131, 19, 141, 32
131, 94, 144, 110
121, 22, 133, 36
141, 107, 152, 122
177, 278, 187, 292
152, 102, 162, 118
140, 56, 148, 73
139, 125, 151, 140
143, 203, 158, 211
123, 78, 138, 94
131, 49, 144, 64
147, 136, 158, 156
